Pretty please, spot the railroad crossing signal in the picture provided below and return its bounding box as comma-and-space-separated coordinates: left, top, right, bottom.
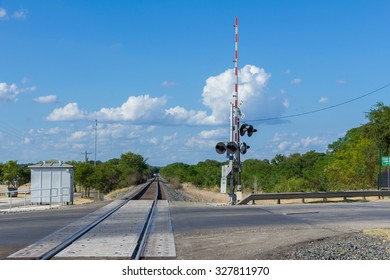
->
214, 18, 260, 204
240, 142, 249, 154
215, 142, 226, 154
215, 141, 251, 155
240, 123, 257, 137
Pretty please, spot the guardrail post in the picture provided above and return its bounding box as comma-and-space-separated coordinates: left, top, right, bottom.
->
9, 192, 12, 210
277, 198, 281, 204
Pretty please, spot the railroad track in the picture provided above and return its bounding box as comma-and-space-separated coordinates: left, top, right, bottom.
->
7, 177, 176, 260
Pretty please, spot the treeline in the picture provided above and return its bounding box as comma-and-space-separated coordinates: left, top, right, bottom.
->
161, 102, 389, 192
0, 161, 30, 189
0, 152, 155, 196
70, 152, 154, 196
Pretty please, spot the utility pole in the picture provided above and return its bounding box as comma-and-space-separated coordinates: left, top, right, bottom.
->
94, 119, 97, 167
82, 151, 92, 163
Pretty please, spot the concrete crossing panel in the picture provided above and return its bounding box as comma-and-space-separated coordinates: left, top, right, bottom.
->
55, 200, 152, 259
8, 200, 124, 259
142, 200, 176, 258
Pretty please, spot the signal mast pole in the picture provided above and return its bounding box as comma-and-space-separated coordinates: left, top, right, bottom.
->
234, 17, 242, 193
228, 17, 240, 204
216, 18, 256, 204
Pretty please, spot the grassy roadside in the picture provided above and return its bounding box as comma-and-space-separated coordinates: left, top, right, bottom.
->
363, 229, 390, 241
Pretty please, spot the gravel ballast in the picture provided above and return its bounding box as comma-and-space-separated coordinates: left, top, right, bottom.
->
263, 232, 390, 260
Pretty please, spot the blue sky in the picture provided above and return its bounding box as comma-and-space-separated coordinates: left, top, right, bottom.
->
1, 0, 389, 166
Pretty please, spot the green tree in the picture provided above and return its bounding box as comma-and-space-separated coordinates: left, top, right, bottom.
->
74, 162, 94, 197
90, 163, 120, 193
325, 128, 377, 190
364, 102, 390, 155
1, 160, 23, 189
118, 152, 149, 187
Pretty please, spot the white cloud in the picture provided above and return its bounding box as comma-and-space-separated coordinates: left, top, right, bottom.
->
93, 95, 167, 121
161, 133, 178, 151
199, 64, 286, 125
273, 133, 328, 154
163, 133, 177, 143
23, 137, 32, 144
0, 82, 36, 102
161, 80, 177, 87
29, 127, 65, 136
148, 137, 158, 145
68, 131, 88, 141
165, 106, 211, 125
33, 95, 58, 104
272, 133, 287, 142
198, 128, 227, 139
278, 140, 291, 151
291, 78, 302, 84
185, 128, 228, 148
336, 79, 347, 84
299, 136, 327, 149
0, 8, 7, 19
319, 96, 328, 104
0, 8, 28, 20
45, 65, 286, 126
47, 103, 87, 121
283, 99, 290, 108
13, 9, 27, 19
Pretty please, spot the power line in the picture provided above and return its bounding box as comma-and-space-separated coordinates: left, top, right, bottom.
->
247, 83, 390, 123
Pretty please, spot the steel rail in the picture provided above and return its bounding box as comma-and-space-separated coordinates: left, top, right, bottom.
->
40, 178, 156, 260
133, 178, 160, 260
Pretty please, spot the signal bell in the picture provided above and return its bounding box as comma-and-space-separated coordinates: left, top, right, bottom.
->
215, 142, 226, 154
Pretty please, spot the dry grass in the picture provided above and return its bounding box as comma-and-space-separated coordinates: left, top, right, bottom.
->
181, 183, 228, 204
363, 229, 390, 241
104, 186, 134, 200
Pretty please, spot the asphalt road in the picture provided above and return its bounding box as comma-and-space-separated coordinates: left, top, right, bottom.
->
170, 199, 390, 259
1, 199, 389, 259
0, 202, 108, 259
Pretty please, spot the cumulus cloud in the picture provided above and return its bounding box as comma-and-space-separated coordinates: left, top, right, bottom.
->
200, 64, 286, 125
161, 80, 177, 88
33, 95, 58, 104
0, 8, 7, 19
291, 78, 302, 84
319, 96, 328, 104
23, 137, 32, 144
278, 140, 291, 151
185, 128, 229, 148
93, 95, 167, 122
148, 137, 158, 145
0, 8, 28, 20
299, 136, 327, 149
165, 106, 211, 125
273, 133, 328, 154
0, 82, 36, 102
68, 131, 88, 141
46, 65, 287, 126
47, 103, 87, 121
13, 9, 27, 19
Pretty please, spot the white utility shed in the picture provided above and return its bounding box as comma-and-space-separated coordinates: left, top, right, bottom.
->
29, 161, 74, 205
